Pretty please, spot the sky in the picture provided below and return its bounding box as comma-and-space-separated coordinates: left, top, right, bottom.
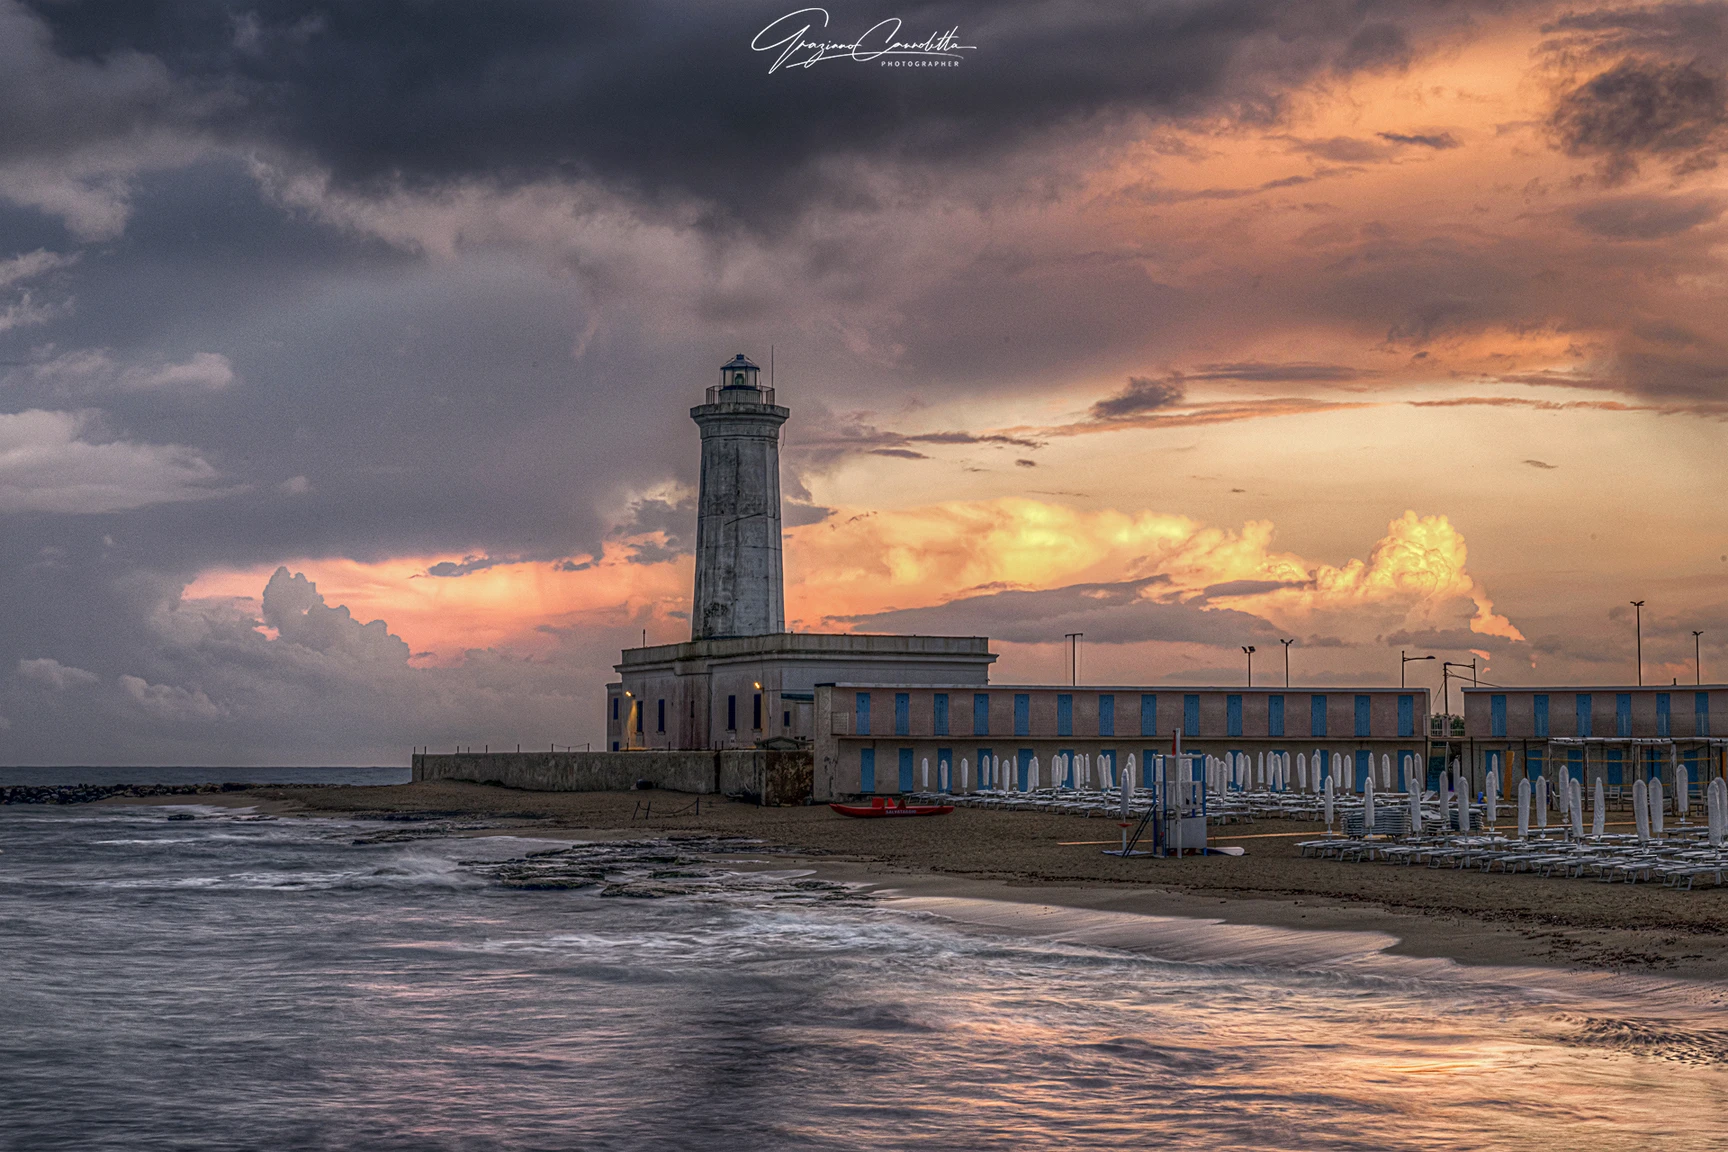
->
4, 0, 1728, 765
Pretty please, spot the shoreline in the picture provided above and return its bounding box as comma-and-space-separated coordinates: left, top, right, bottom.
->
89, 780, 1728, 980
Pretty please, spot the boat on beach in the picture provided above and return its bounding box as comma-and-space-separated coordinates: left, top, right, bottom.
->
830, 797, 954, 818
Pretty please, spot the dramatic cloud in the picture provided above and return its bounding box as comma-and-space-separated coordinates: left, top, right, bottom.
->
0, 409, 221, 513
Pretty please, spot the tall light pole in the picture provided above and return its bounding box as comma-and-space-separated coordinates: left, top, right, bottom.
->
1695, 630, 1705, 685
1630, 600, 1645, 686
1280, 638, 1295, 687
1242, 645, 1255, 687
1064, 633, 1083, 686
1402, 650, 1434, 688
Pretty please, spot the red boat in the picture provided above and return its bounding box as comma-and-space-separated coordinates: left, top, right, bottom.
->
830, 797, 955, 818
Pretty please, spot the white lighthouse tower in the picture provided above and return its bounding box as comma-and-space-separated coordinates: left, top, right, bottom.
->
690, 354, 789, 640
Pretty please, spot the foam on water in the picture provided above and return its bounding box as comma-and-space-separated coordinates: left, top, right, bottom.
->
2, 805, 1727, 1151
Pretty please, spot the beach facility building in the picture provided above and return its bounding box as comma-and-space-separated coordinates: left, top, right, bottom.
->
810, 684, 1431, 801
1457, 685, 1728, 797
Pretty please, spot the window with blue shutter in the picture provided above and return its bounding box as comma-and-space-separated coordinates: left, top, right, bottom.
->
1576, 694, 1592, 737
1056, 694, 1073, 737
1699, 692, 1711, 738
895, 693, 910, 736
1657, 693, 1671, 738
860, 748, 875, 792
973, 693, 990, 736
1534, 694, 1549, 738
1311, 695, 1328, 738
855, 692, 871, 736
1354, 695, 1370, 738
1140, 694, 1157, 737
1098, 694, 1115, 737
1616, 693, 1631, 738
1268, 694, 1284, 737
1183, 694, 1200, 737
1227, 695, 1243, 737
1397, 694, 1413, 738
933, 693, 949, 736
1014, 694, 1030, 736
1490, 695, 1506, 738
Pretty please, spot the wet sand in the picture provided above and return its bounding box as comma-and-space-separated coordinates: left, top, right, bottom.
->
119, 781, 1728, 980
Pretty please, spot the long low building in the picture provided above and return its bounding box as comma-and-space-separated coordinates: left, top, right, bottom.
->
811, 684, 1432, 800
1458, 685, 1728, 789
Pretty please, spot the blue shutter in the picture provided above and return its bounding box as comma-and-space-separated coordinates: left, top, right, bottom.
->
1576, 694, 1592, 737
1014, 694, 1030, 737
1183, 694, 1200, 737
1056, 694, 1073, 737
898, 748, 914, 792
973, 693, 990, 736
1657, 693, 1671, 738
855, 692, 871, 736
1616, 693, 1631, 738
895, 692, 910, 736
860, 748, 876, 792
1354, 695, 1370, 738
1606, 748, 1622, 786
1699, 692, 1711, 738
1355, 749, 1371, 790
1311, 695, 1327, 738
1490, 695, 1506, 738
1226, 695, 1243, 737
1534, 694, 1549, 738
1017, 749, 1034, 791
1268, 695, 1284, 737
933, 693, 949, 736
1098, 694, 1115, 737
1140, 694, 1157, 737
1397, 694, 1413, 738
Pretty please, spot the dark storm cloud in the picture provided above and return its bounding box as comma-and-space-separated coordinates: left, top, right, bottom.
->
1376, 130, 1461, 148
1571, 194, 1724, 238
16, 0, 1490, 228
1090, 375, 1186, 419
837, 576, 1280, 645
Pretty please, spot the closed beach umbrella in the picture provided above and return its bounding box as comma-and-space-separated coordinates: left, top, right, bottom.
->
1324, 775, 1335, 831
1633, 779, 1649, 843
1121, 762, 1134, 820
960, 758, 969, 791
1364, 776, 1376, 833
1126, 753, 1137, 793
1458, 781, 1470, 833
1570, 778, 1585, 838
1556, 765, 1569, 818
939, 758, 948, 792
1439, 770, 1451, 833
1297, 753, 1308, 791
1536, 776, 1548, 830
1677, 763, 1690, 821
1409, 779, 1423, 834
1592, 777, 1605, 838
1486, 770, 1498, 829
922, 757, 930, 790
1030, 755, 1041, 792
1517, 778, 1531, 839
1651, 776, 1665, 839
1382, 753, 1392, 791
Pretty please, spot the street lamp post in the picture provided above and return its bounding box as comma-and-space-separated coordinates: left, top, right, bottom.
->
1242, 645, 1255, 687
1280, 638, 1294, 687
1631, 601, 1645, 686
1401, 650, 1435, 688
1695, 630, 1705, 685
1064, 633, 1083, 686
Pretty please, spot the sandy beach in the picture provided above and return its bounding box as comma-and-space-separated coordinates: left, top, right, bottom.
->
119, 780, 1728, 981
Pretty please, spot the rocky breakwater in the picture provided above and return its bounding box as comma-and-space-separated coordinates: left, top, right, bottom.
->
0, 782, 254, 805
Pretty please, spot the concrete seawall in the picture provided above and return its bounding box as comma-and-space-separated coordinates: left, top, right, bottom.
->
412, 749, 812, 805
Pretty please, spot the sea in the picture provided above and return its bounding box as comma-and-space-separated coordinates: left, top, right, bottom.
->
3, 775, 1728, 1150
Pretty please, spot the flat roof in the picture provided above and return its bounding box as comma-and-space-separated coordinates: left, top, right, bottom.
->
824, 683, 1430, 693
1460, 684, 1728, 693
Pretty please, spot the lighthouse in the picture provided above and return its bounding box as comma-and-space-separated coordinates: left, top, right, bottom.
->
690, 354, 789, 640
